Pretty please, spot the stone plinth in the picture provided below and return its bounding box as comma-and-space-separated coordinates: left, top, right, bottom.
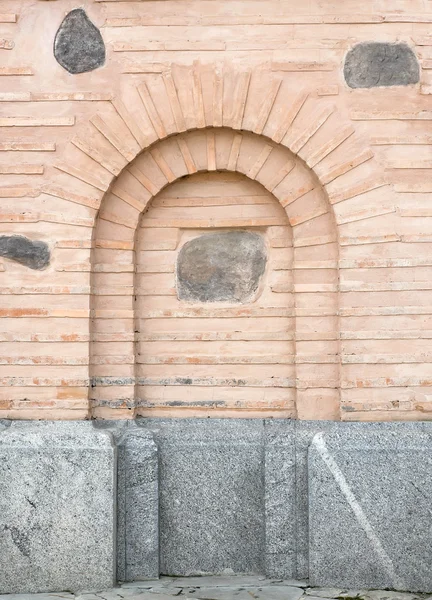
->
116, 423, 159, 581
0, 421, 116, 593
139, 419, 266, 576
308, 424, 432, 592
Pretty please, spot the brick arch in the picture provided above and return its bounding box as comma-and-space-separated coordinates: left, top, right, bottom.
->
49, 64, 390, 419
54, 64, 387, 222
90, 127, 339, 420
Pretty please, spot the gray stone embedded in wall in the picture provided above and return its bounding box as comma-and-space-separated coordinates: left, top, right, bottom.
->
177, 231, 266, 303
0, 235, 50, 269
344, 42, 419, 88
139, 418, 266, 576
54, 9, 106, 74
0, 421, 116, 594
308, 423, 432, 592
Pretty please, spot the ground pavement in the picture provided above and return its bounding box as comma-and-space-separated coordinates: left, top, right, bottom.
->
1, 577, 430, 600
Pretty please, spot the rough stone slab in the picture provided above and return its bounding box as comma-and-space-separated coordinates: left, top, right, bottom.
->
264, 419, 296, 578
0, 421, 115, 593
308, 423, 432, 592
0, 235, 50, 270
0, 595, 74, 600
54, 9, 105, 74
176, 231, 266, 303
139, 419, 265, 576
344, 42, 419, 88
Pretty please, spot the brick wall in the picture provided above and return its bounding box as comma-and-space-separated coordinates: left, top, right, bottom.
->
0, 0, 431, 420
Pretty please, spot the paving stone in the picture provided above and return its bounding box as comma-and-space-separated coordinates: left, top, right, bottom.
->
122, 591, 183, 600
272, 581, 309, 588
54, 9, 105, 74
0, 595, 74, 600
362, 592, 423, 600
305, 589, 346, 598
120, 586, 182, 598
118, 587, 175, 596
81, 593, 180, 600
147, 590, 182, 597
2, 581, 428, 600
121, 579, 177, 589
183, 586, 305, 600
169, 576, 279, 588
0, 235, 50, 270
176, 231, 266, 303
79, 591, 138, 600
344, 42, 419, 88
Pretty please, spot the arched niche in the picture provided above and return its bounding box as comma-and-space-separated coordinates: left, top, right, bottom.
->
90, 128, 339, 420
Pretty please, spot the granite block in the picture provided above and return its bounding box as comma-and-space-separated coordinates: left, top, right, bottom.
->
116, 423, 159, 581
294, 421, 339, 580
139, 419, 265, 576
264, 419, 296, 578
0, 421, 115, 593
308, 423, 432, 592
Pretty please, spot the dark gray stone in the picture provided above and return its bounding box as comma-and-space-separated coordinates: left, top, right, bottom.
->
308, 423, 432, 592
138, 419, 266, 576
116, 424, 159, 582
177, 231, 266, 303
0, 235, 50, 270
264, 420, 296, 578
0, 421, 115, 593
344, 42, 419, 88
54, 9, 105, 74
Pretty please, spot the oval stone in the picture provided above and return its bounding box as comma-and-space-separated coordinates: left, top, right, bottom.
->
177, 231, 267, 303
54, 9, 105, 74
0, 235, 50, 270
344, 42, 419, 88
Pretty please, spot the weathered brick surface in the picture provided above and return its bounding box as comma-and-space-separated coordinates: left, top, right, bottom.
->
0, 0, 430, 420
